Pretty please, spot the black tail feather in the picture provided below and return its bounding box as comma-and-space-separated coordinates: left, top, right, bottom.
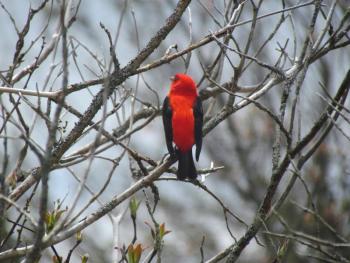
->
176, 149, 197, 180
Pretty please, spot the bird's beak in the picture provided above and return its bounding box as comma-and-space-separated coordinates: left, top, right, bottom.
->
170, 76, 175, 81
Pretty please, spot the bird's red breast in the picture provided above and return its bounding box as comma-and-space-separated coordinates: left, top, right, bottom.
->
168, 74, 198, 152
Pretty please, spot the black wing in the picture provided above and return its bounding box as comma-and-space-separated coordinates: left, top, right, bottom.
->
193, 97, 203, 161
162, 96, 175, 157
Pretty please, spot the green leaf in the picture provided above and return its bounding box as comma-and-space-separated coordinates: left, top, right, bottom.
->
127, 243, 143, 263
159, 223, 171, 239
277, 239, 289, 260
44, 200, 68, 233
129, 197, 141, 219
127, 244, 135, 263
81, 254, 89, 263
76, 231, 83, 242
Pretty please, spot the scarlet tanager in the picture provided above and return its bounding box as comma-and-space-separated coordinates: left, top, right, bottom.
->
162, 73, 203, 180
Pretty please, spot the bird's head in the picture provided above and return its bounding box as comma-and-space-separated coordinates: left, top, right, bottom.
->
169, 73, 197, 96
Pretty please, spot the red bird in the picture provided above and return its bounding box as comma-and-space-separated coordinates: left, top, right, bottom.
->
162, 73, 203, 180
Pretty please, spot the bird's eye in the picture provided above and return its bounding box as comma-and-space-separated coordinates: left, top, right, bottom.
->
170, 75, 179, 81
